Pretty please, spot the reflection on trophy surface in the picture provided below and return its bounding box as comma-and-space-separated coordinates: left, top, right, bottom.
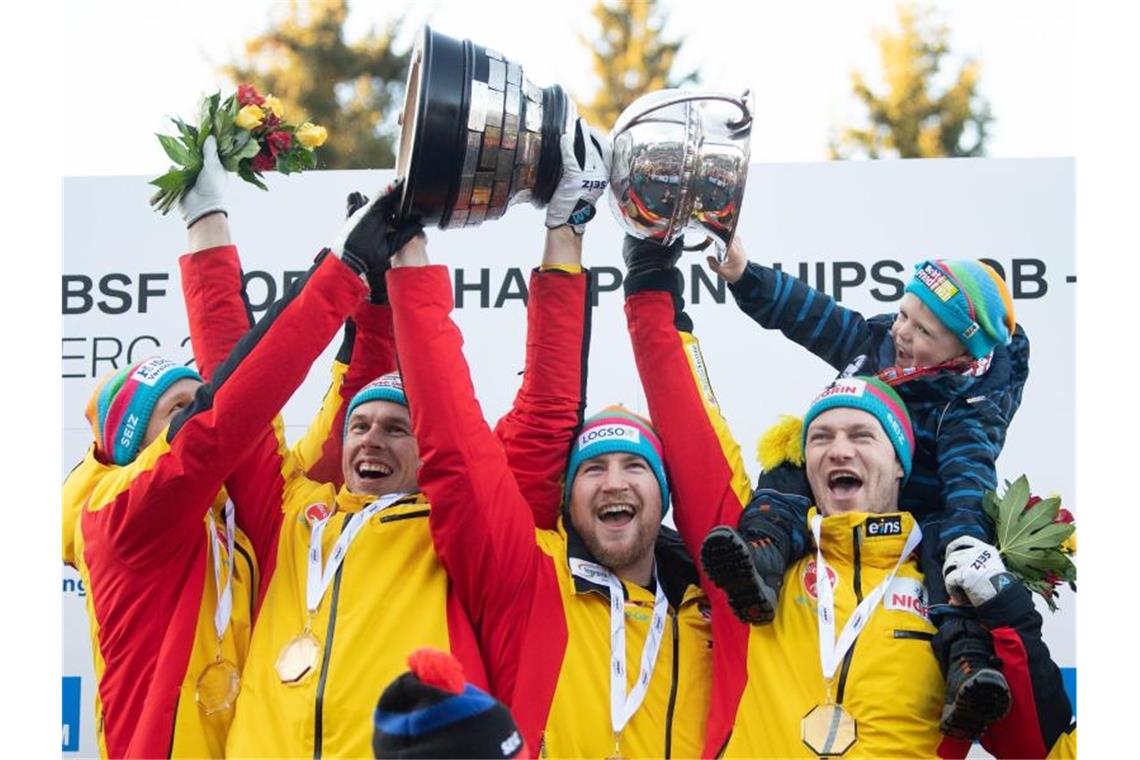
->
394, 26, 574, 229
608, 89, 753, 251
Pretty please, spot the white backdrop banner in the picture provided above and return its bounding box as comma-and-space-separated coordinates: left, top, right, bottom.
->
62, 158, 1075, 756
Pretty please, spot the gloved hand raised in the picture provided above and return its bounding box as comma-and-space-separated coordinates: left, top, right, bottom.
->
545, 117, 612, 234
943, 536, 1017, 607
331, 179, 423, 278
622, 233, 683, 278
180, 135, 228, 228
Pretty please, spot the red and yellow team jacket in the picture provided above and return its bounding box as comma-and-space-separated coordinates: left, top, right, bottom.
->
624, 286, 1075, 758
389, 266, 713, 758
224, 265, 589, 758
68, 254, 366, 759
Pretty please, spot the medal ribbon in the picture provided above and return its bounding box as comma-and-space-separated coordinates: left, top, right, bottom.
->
305, 492, 406, 614
205, 500, 236, 642
810, 514, 922, 680
571, 559, 668, 736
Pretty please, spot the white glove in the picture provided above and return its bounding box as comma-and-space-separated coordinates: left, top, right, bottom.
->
943, 536, 1015, 607
180, 135, 229, 227
545, 117, 612, 234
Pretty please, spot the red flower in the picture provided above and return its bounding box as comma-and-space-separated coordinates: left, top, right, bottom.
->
267, 130, 292, 155
262, 112, 281, 131
237, 84, 265, 107
1055, 508, 1074, 524
1021, 495, 1043, 512
251, 150, 276, 173
1044, 571, 1060, 586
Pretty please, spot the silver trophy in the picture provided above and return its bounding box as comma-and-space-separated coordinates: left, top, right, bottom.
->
608, 90, 753, 251
394, 26, 574, 229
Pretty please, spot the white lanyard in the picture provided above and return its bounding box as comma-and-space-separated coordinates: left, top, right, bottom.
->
205, 500, 236, 642
571, 558, 669, 735
810, 514, 922, 680
305, 492, 406, 613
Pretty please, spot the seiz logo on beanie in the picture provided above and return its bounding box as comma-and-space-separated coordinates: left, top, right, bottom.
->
576, 424, 640, 451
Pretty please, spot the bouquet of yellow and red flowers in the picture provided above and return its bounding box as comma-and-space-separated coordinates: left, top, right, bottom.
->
150, 84, 328, 215
982, 475, 1076, 612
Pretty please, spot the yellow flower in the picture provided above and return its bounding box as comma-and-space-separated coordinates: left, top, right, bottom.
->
235, 104, 265, 130
295, 122, 328, 149
1061, 532, 1076, 555
264, 95, 284, 118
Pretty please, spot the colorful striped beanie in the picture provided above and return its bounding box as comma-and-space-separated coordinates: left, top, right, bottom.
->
373, 648, 526, 758
85, 356, 202, 465
905, 259, 1017, 359
564, 405, 671, 516
802, 376, 915, 482
343, 372, 408, 438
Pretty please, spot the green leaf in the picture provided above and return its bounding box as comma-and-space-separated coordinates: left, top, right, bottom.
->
237, 163, 268, 191
158, 134, 193, 167
236, 136, 262, 161
148, 168, 189, 192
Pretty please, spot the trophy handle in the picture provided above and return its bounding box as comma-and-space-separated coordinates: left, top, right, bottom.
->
613, 90, 753, 136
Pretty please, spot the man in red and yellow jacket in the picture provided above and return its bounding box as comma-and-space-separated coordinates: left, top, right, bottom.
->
66, 191, 381, 758
386, 131, 713, 754
619, 233, 1075, 758
224, 176, 595, 757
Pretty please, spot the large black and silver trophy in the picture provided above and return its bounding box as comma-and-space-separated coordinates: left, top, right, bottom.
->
394, 26, 573, 228
608, 90, 754, 251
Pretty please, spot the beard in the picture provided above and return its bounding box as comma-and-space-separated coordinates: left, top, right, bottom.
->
578, 515, 660, 576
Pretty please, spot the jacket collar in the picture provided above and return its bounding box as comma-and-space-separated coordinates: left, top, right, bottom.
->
334, 487, 426, 514
561, 514, 697, 608
807, 507, 921, 569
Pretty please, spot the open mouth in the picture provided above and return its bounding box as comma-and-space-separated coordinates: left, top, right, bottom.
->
356, 461, 393, 482
598, 503, 636, 527
828, 470, 863, 498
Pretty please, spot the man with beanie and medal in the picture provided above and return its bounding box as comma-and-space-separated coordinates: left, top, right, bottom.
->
224, 118, 604, 759
382, 118, 712, 759
619, 233, 1074, 757
64, 173, 399, 758
698, 240, 1031, 741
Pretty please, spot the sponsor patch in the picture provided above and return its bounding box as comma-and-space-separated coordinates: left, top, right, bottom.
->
883, 577, 929, 621
577, 424, 640, 451
840, 354, 868, 378
131, 356, 178, 386
810, 378, 867, 405
802, 559, 838, 600
569, 557, 611, 585
304, 502, 331, 525
864, 515, 903, 539
914, 263, 960, 302
685, 339, 719, 408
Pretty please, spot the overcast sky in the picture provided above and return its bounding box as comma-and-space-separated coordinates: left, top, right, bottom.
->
64, 0, 1074, 176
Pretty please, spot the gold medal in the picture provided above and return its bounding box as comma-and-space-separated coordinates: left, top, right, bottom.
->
605, 731, 625, 760
195, 657, 240, 715
275, 630, 321, 685
801, 702, 857, 756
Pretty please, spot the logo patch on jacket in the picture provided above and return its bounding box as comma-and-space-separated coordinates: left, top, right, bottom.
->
863, 515, 903, 538
304, 502, 331, 525
884, 577, 929, 621
802, 559, 838, 600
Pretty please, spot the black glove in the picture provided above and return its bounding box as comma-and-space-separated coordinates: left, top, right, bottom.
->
621, 234, 684, 296
345, 192, 391, 304
332, 179, 423, 278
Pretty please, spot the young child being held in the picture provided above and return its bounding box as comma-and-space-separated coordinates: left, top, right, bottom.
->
700, 240, 1028, 741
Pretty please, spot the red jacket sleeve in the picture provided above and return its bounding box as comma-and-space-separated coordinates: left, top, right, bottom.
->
85, 254, 365, 564
493, 268, 590, 529
179, 245, 252, 383
388, 265, 540, 704
623, 286, 756, 758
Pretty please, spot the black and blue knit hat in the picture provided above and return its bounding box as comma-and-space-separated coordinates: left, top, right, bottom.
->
373, 649, 526, 759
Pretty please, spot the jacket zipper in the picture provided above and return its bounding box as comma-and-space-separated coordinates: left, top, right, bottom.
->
663, 610, 680, 757
313, 518, 351, 760
834, 526, 863, 703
